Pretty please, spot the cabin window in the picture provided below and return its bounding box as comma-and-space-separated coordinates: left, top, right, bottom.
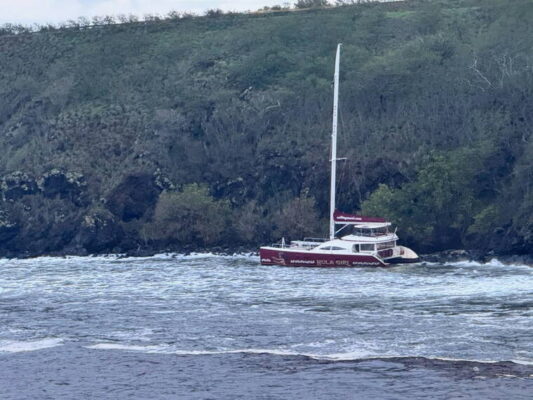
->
319, 246, 345, 251
353, 227, 389, 237
377, 241, 396, 250
352, 244, 360, 253
360, 244, 374, 251
353, 228, 371, 237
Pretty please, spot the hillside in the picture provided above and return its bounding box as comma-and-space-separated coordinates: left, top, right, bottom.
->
0, 0, 531, 257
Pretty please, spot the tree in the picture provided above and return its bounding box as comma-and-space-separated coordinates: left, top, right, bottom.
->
362, 148, 492, 251
294, 0, 329, 9
274, 195, 324, 240
147, 184, 230, 246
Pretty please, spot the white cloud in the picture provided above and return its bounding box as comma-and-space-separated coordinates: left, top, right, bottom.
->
0, 0, 292, 25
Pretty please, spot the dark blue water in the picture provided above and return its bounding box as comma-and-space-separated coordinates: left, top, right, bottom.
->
0, 254, 531, 399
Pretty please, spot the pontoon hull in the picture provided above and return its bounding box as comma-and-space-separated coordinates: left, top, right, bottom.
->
259, 247, 388, 268
387, 256, 420, 264
260, 245, 420, 267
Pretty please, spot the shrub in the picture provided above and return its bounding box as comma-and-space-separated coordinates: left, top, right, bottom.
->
147, 184, 230, 246
234, 200, 273, 244
294, 0, 330, 9
274, 195, 324, 240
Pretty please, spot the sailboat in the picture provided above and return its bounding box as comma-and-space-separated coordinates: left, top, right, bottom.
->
259, 44, 419, 267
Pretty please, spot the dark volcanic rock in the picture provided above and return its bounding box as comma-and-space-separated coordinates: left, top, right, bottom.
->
106, 174, 161, 222
8, 221, 79, 258
39, 169, 87, 205
76, 210, 124, 253
1, 171, 38, 201
154, 169, 175, 191
0, 209, 19, 243
26, 216, 80, 256
422, 249, 484, 263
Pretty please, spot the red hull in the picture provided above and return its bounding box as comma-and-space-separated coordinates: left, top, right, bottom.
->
259, 248, 388, 268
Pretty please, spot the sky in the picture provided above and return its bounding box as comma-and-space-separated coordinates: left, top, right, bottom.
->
0, 0, 297, 25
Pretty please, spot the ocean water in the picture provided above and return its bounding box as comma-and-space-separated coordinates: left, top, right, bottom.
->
0, 254, 531, 399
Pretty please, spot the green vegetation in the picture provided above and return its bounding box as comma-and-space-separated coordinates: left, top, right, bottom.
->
146, 184, 230, 246
0, 0, 531, 256
295, 0, 330, 9
362, 145, 502, 251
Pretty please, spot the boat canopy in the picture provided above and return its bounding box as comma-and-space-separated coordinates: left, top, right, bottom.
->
333, 210, 388, 225
350, 222, 391, 229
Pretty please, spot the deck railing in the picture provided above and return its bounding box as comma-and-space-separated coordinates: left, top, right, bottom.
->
303, 237, 329, 242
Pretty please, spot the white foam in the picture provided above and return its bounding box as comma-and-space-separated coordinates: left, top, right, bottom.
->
316, 350, 383, 361
169, 348, 361, 359
0, 338, 63, 353
86, 343, 168, 352
105, 252, 258, 261
0, 251, 259, 264
86, 343, 319, 357
442, 258, 531, 269
175, 348, 307, 357
86, 344, 299, 356
173, 252, 258, 261
423, 356, 533, 366
207, 350, 533, 366
313, 352, 533, 365
84, 343, 533, 365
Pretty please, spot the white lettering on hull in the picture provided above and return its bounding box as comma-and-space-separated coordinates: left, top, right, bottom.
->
351, 261, 381, 266
262, 255, 383, 267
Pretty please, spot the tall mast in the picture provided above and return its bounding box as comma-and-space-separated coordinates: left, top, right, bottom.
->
329, 43, 341, 240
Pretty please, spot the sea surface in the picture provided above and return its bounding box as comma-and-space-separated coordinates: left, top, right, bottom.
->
0, 254, 531, 399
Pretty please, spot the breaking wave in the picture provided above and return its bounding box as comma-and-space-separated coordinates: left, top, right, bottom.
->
0, 252, 259, 264
0, 338, 64, 353
84, 342, 533, 366
1, 253, 530, 269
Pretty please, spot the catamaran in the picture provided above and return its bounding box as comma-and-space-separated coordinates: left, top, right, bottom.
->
259, 44, 419, 267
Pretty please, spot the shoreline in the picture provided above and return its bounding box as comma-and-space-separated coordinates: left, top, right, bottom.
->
1, 247, 531, 266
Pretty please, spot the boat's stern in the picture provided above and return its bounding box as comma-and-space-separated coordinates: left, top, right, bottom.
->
386, 246, 420, 264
